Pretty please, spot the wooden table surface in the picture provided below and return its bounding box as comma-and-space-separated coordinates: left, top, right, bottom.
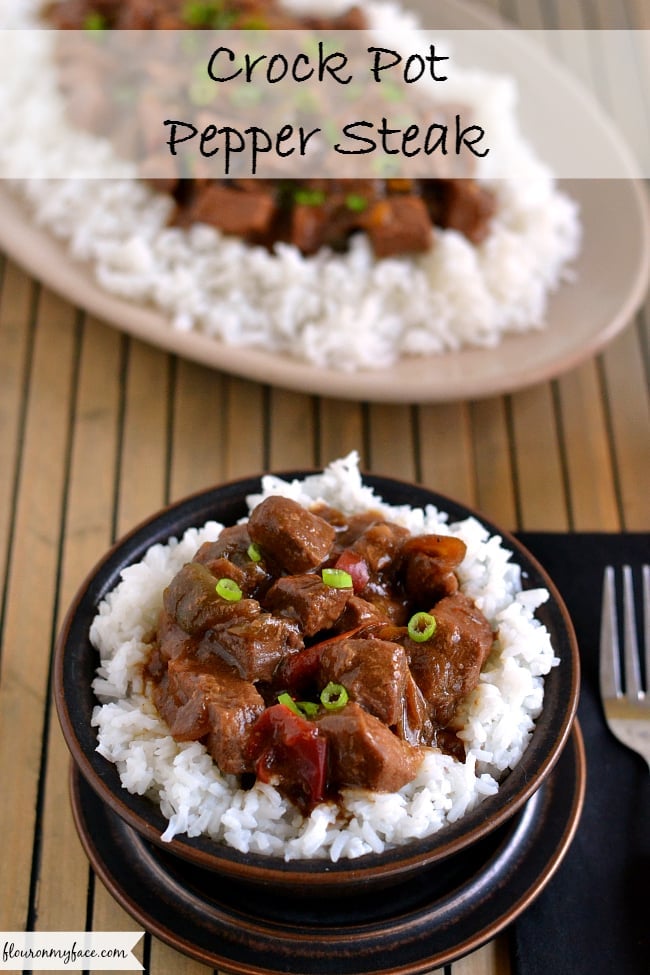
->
1, 0, 648, 973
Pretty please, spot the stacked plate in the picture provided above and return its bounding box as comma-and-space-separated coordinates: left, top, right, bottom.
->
54, 473, 584, 973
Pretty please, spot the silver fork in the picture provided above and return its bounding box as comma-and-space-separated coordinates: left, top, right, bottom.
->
599, 564, 650, 770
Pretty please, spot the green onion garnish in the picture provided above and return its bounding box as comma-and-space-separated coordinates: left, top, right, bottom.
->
83, 11, 107, 30
247, 542, 262, 563
278, 693, 319, 718
241, 15, 270, 29
320, 682, 349, 711
345, 194, 368, 213
321, 567, 353, 589
293, 188, 326, 207
407, 611, 437, 643
215, 578, 243, 602
182, 0, 236, 28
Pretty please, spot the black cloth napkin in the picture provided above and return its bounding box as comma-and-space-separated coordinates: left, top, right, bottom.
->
510, 533, 649, 975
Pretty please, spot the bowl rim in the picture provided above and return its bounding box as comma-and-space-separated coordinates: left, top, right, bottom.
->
54, 469, 580, 887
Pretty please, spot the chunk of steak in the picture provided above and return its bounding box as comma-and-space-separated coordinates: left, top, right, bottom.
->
248, 496, 336, 574
207, 613, 303, 682
264, 572, 351, 636
194, 526, 270, 597
317, 638, 410, 727
407, 592, 494, 726
364, 195, 433, 257
348, 520, 410, 575
439, 179, 495, 244
154, 654, 265, 775
183, 183, 275, 237
163, 562, 259, 636
316, 702, 422, 792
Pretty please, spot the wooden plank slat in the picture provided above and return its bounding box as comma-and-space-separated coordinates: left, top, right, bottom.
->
416, 402, 476, 507
89, 884, 145, 972
169, 359, 226, 502
452, 939, 512, 975
0, 289, 77, 930
509, 383, 569, 531
469, 398, 518, 529
268, 388, 317, 470
223, 376, 266, 479
116, 339, 171, 537
0, 262, 34, 621
103, 334, 176, 971
34, 316, 122, 935
148, 939, 215, 975
318, 397, 366, 469
368, 404, 416, 481
599, 324, 650, 530
556, 362, 621, 530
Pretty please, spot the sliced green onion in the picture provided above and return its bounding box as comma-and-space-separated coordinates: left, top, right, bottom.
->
407, 611, 437, 643
293, 188, 326, 207
278, 692, 301, 715
215, 578, 242, 602
182, 0, 236, 28
247, 542, 262, 563
278, 693, 319, 718
83, 11, 107, 30
241, 15, 270, 29
321, 568, 353, 589
345, 194, 369, 213
320, 682, 349, 711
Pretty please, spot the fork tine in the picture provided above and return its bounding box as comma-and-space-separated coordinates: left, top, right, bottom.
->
600, 566, 621, 699
622, 565, 642, 699
642, 565, 650, 695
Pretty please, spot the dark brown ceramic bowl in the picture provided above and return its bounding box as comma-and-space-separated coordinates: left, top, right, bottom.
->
54, 472, 579, 897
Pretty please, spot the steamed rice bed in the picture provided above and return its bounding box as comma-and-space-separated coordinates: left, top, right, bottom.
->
90, 455, 558, 862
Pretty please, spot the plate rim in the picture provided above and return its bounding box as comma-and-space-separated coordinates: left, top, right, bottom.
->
68, 721, 586, 974
2, 4, 649, 402
54, 469, 581, 888
1, 177, 648, 402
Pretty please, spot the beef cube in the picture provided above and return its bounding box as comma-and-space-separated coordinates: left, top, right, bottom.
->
400, 533, 467, 605
290, 203, 336, 256
114, 0, 160, 28
364, 196, 433, 258
317, 638, 410, 727
317, 702, 422, 792
155, 609, 195, 662
334, 595, 386, 632
208, 613, 304, 682
194, 526, 270, 597
185, 184, 275, 237
154, 655, 265, 774
163, 562, 259, 636
407, 592, 494, 726
439, 180, 495, 244
248, 496, 336, 574
264, 573, 351, 636
194, 525, 251, 566
349, 521, 410, 575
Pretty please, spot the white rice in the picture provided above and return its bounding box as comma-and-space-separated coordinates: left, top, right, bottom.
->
1, 1, 581, 370
89, 452, 558, 861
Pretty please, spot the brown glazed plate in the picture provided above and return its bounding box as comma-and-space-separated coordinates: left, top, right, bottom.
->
54, 473, 580, 897
69, 724, 585, 973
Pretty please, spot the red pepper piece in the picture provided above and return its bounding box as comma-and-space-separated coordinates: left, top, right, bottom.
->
334, 550, 370, 593
246, 704, 328, 814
